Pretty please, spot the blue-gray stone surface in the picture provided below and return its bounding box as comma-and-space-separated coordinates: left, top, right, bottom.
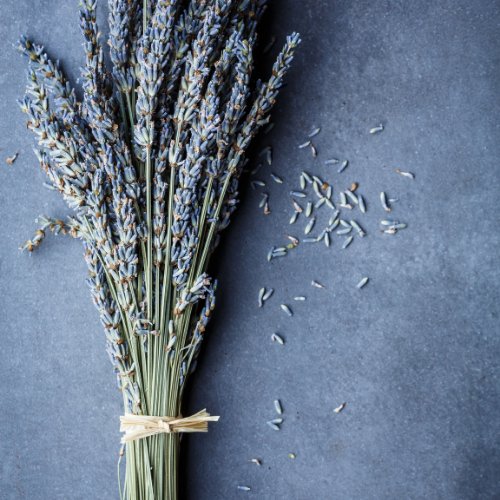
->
0, 1, 499, 499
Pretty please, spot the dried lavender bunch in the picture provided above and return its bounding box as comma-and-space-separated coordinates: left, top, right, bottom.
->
18, 1, 299, 498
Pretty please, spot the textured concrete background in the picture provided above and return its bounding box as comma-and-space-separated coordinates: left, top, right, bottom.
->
0, 1, 499, 499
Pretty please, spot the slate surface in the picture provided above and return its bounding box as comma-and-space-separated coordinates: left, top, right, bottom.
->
0, 1, 499, 499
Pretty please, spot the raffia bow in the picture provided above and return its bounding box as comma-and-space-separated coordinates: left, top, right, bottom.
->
120, 409, 220, 443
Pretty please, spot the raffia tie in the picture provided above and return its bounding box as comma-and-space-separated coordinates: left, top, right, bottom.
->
120, 409, 220, 443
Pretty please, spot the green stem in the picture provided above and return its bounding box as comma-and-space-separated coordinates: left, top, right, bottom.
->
187, 175, 214, 286
143, 0, 148, 34
123, 433, 178, 500
195, 173, 233, 278
159, 165, 175, 335
145, 144, 153, 323
125, 91, 135, 135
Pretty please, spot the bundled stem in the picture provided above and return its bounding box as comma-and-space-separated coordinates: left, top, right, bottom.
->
18, 1, 299, 498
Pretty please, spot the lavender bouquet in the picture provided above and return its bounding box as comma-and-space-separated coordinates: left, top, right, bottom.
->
18, 0, 299, 498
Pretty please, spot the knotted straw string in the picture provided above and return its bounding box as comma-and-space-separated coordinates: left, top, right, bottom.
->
120, 409, 220, 443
